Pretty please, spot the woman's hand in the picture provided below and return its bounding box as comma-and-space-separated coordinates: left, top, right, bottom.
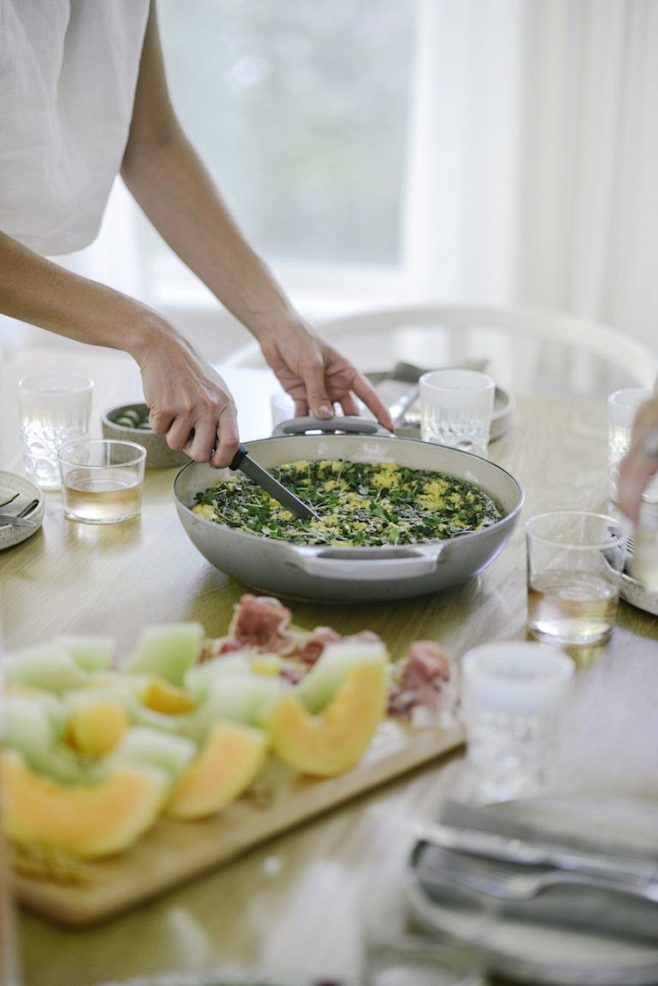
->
258, 322, 395, 430
138, 325, 240, 468
617, 396, 658, 523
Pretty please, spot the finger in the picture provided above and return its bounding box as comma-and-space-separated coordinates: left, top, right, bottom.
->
149, 408, 176, 436
165, 414, 195, 452
300, 357, 334, 420
185, 419, 216, 463
211, 404, 240, 468
293, 395, 309, 419
350, 373, 394, 431
338, 393, 360, 417
617, 451, 657, 524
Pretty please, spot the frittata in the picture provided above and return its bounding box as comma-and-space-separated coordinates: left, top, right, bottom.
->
192, 459, 502, 547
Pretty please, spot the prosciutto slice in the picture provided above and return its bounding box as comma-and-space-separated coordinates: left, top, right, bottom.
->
228, 594, 297, 653
388, 640, 452, 717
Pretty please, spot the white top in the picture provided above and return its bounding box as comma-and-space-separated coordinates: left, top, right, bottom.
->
0, 0, 150, 256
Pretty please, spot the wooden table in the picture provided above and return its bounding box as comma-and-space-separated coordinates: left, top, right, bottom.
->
1, 348, 657, 986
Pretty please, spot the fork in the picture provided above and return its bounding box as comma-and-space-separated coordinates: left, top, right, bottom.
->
421, 852, 658, 905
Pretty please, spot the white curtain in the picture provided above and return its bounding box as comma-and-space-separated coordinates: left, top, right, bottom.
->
403, 0, 658, 348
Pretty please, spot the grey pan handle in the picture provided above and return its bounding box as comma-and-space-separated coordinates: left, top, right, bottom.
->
271, 415, 392, 438
288, 543, 446, 580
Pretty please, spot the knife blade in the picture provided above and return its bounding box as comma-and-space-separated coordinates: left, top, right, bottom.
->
0, 513, 39, 528
230, 444, 320, 522
414, 820, 658, 886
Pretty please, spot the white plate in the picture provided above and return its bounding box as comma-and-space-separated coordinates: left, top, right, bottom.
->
0, 470, 45, 551
406, 796, 658, 986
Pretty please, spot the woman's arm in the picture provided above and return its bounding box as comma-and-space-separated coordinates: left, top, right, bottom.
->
0, 230, 240, 465
120, 1, 392, 429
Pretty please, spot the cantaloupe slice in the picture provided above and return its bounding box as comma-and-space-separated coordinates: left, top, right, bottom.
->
1, 750, 169, 859
141, 676, 196, 715
67, 700, 130, 756
166, 721, 268, 820
267, 661, 387, 777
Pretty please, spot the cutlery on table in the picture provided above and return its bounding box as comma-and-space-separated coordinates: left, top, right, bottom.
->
414, 820, 658, 885
0, 513, 39, 528
419, 849, 658, 904
229, 443, 320, 521
0, 497, 41, 529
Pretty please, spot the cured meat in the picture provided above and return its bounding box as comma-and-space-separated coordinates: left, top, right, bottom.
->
221, 594, 453, 723
229, 595, 295, 653
388, 640, 452, 718
295, 627, 343, 665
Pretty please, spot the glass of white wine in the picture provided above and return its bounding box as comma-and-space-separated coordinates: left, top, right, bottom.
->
525, 511, 627, 648
57, 439, 146, 524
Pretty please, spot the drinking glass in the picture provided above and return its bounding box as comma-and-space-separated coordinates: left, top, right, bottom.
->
419, 370, 495, 455
17, 373, 93, 491
526, 511, 627, 647
607, 387, 658, 503
461, 640, 574, 802
58, 439, 146, 524
270, 390, 295, 429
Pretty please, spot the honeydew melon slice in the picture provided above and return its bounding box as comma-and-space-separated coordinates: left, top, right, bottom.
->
0, 697, 83, 783
1, 689, 69, 741
1, 749, 169, 859
123, 623, 204, 686
184, 653, 255, 702
192, 676, 285, 734
267, 660, 388, 777
4, 643, 86, 694
166, 721, 268, 820
55, 635, 115, 674
110, 727, 197, 783
297, 640, 389, 714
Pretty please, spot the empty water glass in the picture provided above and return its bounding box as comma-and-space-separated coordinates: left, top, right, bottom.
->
17, 373, 93, 491
461, 640, 574, 802
419, 370, 495, 456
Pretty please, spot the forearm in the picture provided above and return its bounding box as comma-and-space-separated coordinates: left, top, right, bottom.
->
121, 129, 302, 342
0, 231, 174, 361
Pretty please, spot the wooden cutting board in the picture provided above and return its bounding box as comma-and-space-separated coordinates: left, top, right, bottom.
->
11, 719, 463, 927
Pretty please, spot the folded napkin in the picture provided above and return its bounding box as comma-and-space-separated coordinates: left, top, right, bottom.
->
412, 798, 658, 944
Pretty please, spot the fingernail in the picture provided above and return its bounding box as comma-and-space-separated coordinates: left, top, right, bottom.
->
317, 404, 333, 419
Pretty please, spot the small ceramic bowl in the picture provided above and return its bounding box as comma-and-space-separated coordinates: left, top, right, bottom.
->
101, 403, 190, 469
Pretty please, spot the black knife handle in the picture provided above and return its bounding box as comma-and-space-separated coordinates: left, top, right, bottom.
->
229, 443, 249, 471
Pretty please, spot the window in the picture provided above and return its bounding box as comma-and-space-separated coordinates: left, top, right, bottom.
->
143, 0, 419, 309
